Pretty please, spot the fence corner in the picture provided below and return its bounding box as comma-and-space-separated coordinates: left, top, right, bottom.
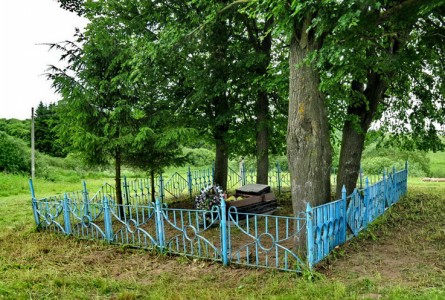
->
63, 193, 72, 235
103, 196, 113, 242
29, 178, 40, 226
155, 197, 165, 251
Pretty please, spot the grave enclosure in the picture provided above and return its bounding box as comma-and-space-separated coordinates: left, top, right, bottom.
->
30, 162, 408, 272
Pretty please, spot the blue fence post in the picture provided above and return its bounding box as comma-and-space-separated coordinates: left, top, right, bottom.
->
103, 196, 113, 242
29, 179, 40, 226
82, 180, 90, 217
359, 166, 363, 189
212, 163, 215, 184
341, 185, 347, 243
123, 176, 130, 206
382, 170, 387, 210
276, 162, 282, 195
187, 166, 193, 198
241, 160, 246, 186
404, 161, 408, 195
392, 166, 397, 203
159, 173, 165, 202
155, 197, 165, 251
363, 177, 369, 229
306, 203, 314, 269
383, 169, 388, 208
63, 193, 72, 235
220, 198, 228, 266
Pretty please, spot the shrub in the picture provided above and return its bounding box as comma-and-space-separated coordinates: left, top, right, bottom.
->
0, 131, 30, 173
361, 145, 430, 177
183, 147, 214, 167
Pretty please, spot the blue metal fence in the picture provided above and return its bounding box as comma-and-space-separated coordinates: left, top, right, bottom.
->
79, 162, 383, 204
306, 163, 408, 267
30, 163, 408, 272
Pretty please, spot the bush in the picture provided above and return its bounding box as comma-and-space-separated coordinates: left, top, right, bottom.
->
0, 131, 30, 173
361, 145, 429, 177
183, 147, 215, 167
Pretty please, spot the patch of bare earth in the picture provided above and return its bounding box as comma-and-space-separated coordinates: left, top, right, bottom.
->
319, 190, 445, 289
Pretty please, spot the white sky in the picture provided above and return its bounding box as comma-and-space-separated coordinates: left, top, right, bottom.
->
0, 0, 87, 120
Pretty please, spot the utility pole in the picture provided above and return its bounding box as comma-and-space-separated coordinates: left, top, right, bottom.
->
31, 107, 35, 180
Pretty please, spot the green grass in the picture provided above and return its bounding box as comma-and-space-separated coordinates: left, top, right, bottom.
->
428, 151, 445, 178
1, 174, 445, 299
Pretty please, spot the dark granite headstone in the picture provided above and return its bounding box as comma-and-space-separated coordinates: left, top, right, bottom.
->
235, 184, 271, 195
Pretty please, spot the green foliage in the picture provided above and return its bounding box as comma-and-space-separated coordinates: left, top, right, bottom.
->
34, 102, 65, 157
361, 144, 429, 177
428, 151, 445, 177
48, 14, 195, 178
0, 118, 30, 143
0, 131, 30, 173
182, 147, 214, 167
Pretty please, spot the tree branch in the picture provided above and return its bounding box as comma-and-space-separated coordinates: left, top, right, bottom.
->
378, 0, 432, 24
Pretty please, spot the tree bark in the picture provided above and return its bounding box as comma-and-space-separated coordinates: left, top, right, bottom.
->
253, 18, 273, 185
115, 149, 124, 217
256, 89, 269, 184
335, 73, 387, 198
287, 18, 332, 217
214, 137, 229, 190
210, 15, 230, 191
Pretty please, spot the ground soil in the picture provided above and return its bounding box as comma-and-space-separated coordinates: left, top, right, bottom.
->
317, 189, 445, 289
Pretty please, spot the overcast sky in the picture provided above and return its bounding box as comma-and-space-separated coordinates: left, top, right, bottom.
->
0, 0, 87, 120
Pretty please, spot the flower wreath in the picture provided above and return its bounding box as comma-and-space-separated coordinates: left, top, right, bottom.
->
194, 184, 224, 211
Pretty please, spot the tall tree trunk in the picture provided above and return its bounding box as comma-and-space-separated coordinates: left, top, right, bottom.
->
150, 169, 156, 203
115, 150, 124, 217
335, 73, 386, 198
210, 15, 230, 191
287, 18, 332, 218
214, 137, 229, 190
254, 18, 273, 185
256, 91, 270, 184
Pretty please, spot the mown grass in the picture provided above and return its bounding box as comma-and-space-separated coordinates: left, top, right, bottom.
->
0, 175, 444, 299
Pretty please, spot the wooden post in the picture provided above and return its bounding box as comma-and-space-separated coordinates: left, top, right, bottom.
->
31, 107, 35, 180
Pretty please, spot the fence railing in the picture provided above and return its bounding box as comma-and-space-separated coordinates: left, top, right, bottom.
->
88, 162, 379, 204
306, 164, 408, 266
29, 163, 408, 272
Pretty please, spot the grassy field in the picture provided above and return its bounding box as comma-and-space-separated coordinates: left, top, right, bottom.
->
0, 174, 444, 299
428, 151, 445, 178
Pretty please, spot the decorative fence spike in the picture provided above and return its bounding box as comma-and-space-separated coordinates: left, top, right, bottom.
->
31, 162, 408, 273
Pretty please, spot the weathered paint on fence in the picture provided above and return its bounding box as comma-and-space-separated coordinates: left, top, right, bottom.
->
30, 163, 408, 272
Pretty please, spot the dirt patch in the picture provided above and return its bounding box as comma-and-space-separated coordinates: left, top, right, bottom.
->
319, 189, 445, 289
